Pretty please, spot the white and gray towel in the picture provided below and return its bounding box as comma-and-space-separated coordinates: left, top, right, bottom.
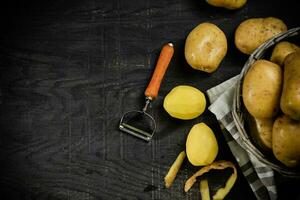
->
207, 75, 277, 200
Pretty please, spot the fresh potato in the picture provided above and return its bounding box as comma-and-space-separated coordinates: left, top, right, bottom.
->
273, 115, 300, 168
206, 0, 247, 10
163, 85, 206, 120
235, 17, 287, 54
185, 22, 227, 73
242, 60, 282, 118
186, 123, 218, 166
270, 41, 299, 66
247, 114, 273, 152
280, 52, 300, 120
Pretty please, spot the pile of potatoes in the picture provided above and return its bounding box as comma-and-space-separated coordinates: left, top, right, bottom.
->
242, 44, 300, 168
165, 15, 300, 169
165, 14, 300, 168
162, 0, 300, 197
161, 0, 300, 179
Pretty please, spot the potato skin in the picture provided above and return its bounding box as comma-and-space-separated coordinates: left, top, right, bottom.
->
270, 42, 299, 66
235, 17, 287, 54
206, 0, 247, 9
163, 85, 206, 120
273, 115, 300, 168
185, 22, 227, 73
247, 115, 273, 152
280, 52, 300, 120
242, 60, 282, 118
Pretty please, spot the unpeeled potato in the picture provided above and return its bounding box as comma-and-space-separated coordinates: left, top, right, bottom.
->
247, 114, 273, 152
185, 22, 227, 73
186, 123, 218, 166
242, 60, 282, 118
273, 115, 300, 168
206, 0, 247, 10
235, 17, 287, 54
270, 41, 299, 66
280, 52, 300, 120
163, 85, 206, 120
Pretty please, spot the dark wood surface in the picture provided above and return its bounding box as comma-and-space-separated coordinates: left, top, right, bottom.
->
0, 0, 299, 199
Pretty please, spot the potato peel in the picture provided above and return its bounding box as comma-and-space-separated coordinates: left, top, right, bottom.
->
185, 160, 237, 200
200, 179, 210, 200
164, 151, 186, 188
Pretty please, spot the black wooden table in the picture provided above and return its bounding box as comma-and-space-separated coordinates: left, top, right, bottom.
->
0, 0, 299, 199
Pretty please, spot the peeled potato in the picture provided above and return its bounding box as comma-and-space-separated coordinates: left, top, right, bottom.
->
186, 123, 218, 166
163, 85, 206, 120
185, 22, 227, 73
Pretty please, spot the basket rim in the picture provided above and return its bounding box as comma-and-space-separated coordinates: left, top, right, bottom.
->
232, 27, 300, 177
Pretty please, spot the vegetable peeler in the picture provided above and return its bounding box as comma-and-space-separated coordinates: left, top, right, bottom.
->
119, 43, 174, 141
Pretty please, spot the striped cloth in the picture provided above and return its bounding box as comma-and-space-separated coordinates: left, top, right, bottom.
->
207, 75, 277, 200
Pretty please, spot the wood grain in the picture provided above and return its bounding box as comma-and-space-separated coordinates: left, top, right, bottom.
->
0, 0, 299, 199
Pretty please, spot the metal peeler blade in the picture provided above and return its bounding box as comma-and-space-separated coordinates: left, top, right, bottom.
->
119, 43, 174, 141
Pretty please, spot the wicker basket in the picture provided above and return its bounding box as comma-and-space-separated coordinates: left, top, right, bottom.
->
232, 27, 300, 177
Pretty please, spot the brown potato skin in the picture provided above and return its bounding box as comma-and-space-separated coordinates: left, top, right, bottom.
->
235, 17, 287, 54
206, 0, 247, 10
270, 41, 299, 66
185, 23, 227, 73
272, 115, 300, 168
242, 60, 282, 118
247, 114, 273, 152
280, 52, 300, 120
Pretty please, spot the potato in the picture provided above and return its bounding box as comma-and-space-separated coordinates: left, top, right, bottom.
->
242, 60, 282, 118
273, 115, 300, 168
235, 17, 287, 54
163, 85, 206, 120
206, 0, 247, 10
185, 22, 227, 73
247, 114, 273, 152
280, 52, 300, 120
270, 41, 300, 66
186, 123, 218, 166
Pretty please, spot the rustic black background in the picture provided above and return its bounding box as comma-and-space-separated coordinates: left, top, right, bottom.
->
0, 0, 299, 199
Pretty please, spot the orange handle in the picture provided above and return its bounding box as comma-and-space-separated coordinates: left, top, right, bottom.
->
144, 43, 174, 99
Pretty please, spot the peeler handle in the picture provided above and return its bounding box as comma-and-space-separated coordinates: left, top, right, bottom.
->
144, 43, 174, 100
